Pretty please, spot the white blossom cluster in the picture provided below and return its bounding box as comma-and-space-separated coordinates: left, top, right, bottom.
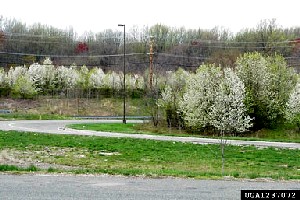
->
56, 66, 79, 89
1, 53, 299, 132
102, 71, 123, 90
209, 68, 252, 133
0, 66, 37, 98
89, 69, 145, 91
159, 65, 252, 133
7, 66, 28, 86
236, 52, 296, 127
157, 53, 296, 132
286, 79, 300, 124
0, 58, 149, 94
166, 67, 189, 89
89, 67, 106, 88
28, 59, 56, 90
157, 85, 173, 108
12, 73, 37, 98
158, 68, 189, 110
125, 74, 144, 90
179, 65, 223, 128
0, 68, 6, 86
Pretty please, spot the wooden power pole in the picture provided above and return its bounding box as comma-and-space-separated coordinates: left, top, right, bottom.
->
149, 36, 154, 89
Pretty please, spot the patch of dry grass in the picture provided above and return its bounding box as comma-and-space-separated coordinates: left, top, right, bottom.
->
0, 96, 146, 117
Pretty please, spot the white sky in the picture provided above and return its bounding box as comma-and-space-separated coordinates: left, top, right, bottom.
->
1, 0, 300, 35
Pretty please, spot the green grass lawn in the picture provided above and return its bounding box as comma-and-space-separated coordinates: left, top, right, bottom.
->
67, 123, 300, 143
67, 123, 154, 134
0, 130, 299, 180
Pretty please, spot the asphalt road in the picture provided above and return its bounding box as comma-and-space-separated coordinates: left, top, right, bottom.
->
0, 174, 299, 200
0, 120, 299, 149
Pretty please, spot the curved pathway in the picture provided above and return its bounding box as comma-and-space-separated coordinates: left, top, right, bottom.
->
0, 120, 299, 149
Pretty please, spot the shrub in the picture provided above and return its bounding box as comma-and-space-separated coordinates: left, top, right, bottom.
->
12, 74, 37, 99
236, 52, 296, 129
286, 78, 300, 130
157, 68, 189, 128
179, 64, 252, 134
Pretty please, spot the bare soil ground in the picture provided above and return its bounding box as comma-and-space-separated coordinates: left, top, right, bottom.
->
0, 148, 80, 171
0, 97, 144, 116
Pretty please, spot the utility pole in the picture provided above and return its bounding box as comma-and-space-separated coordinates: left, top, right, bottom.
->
118, 24, 126, 124
149, 36, 154, 90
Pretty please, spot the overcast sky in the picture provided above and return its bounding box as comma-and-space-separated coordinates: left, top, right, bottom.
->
1, 0, 300, 35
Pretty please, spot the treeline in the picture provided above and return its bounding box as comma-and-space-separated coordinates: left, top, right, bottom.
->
1, 17, 300, 72
2, 53, 299, 133
158, 53, 299, 132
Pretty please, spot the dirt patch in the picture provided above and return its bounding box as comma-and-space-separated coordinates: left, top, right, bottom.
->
0, 98, 40, 112
0, 148, 80, 171
0, 97, 143, 116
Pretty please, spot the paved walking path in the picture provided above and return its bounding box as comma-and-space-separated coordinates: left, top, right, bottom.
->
0, 120, 299, 149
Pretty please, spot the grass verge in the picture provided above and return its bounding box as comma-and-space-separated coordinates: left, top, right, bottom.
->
0, 130, 299, 180
67, 123, 300, 143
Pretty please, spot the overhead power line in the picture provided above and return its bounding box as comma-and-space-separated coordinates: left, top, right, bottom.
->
157, 53, 207, 60
4, 39, 62, 44
197, 45, 293, 49
0, 51, 145, 58
1, 51, 299, 61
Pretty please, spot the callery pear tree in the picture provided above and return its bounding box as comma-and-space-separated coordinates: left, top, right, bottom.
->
179, 64, 223, 131
179, 65, 252, 175
286, 79, 300, 130
158, 68, 189, 128
236, 52, 296, 129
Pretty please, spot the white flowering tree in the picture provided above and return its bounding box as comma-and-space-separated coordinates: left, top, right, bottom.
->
286, 78, 300, 129
158, 68, 189, 127
0, 68, 6, 87
179, 65, 252, 175
133, 74, 144, 90
236, 52, 296, 129
56, 66, 79, 89
165, 68, 189, 89
1, 61, 149, 98
7, 66, 28, 87
89, 67, 106, 88
125, 74, 135, 90
99, 71, 119, 91
210, 68, 252, 134
28, 58, 56, 92
179, 64, 222, 130
265, 55, 296, 122
179, 64, 252, 133
0, 68, 9, 96
211, 68, 252, 175
11, 71, 37, 99
3, 66, 38, 98
77, 65, 90, 89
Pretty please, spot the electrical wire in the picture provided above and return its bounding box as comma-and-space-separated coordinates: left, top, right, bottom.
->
0, 51, 145, 58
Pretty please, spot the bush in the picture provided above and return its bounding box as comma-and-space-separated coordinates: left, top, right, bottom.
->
236, 52, 296, 129
179, 65, 252, 134
11, 74, 37, 99
157, 68, 189, 128
286, 79, 300, 130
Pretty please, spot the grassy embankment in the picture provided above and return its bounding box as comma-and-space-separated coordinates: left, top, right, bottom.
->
1, 97, 299, 179
68, 123, 300, 143
0, 130, 299, 180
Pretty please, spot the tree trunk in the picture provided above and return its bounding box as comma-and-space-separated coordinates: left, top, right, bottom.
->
220, 130, 225, 177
